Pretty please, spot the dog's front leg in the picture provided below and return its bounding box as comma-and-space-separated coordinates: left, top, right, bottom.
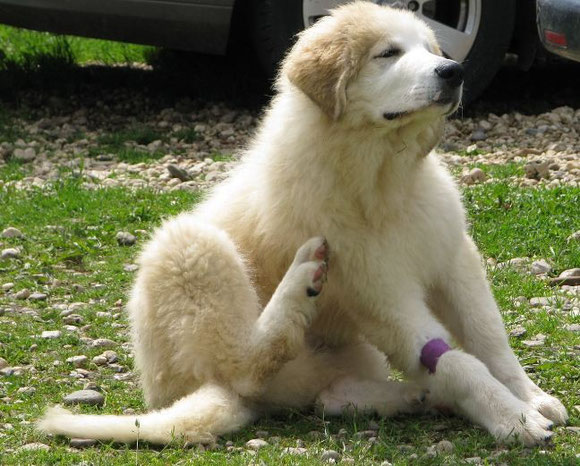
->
361, 291, 555, 446
430, 235, 568, 425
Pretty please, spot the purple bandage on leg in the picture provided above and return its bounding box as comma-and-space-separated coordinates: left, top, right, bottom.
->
420, 338, 451, 374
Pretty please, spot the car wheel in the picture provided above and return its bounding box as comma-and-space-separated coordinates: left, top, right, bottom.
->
250, 0, 515, 104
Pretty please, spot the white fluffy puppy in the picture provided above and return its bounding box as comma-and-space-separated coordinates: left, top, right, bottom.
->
39, 1, 567, 447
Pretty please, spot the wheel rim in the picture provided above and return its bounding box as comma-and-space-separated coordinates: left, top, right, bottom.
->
302, 0, 481, 62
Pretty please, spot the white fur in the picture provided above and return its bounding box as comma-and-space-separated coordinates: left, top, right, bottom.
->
38, 2, 567, 447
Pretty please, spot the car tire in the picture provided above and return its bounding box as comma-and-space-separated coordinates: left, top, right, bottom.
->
249, 0, 515, 104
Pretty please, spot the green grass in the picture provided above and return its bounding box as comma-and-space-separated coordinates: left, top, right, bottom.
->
0, 25, 152, 67
0, 175, 578, 465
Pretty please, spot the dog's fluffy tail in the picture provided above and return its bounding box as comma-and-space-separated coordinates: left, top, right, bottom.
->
37, 383, 254, 445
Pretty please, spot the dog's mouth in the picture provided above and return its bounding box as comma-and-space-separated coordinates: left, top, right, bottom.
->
383, 93, 461, 121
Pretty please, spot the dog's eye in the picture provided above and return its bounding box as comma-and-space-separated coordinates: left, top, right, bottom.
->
375, 48, 402, 59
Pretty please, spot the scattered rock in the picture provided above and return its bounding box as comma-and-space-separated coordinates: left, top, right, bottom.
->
353, 430, 377, 439
2, 282, 14, 291
116, 231, 136, 246
549, 268, 580, 286
496, 257, 530, 272
14, 289, 30, 299
530, 259, 551, 275
245, 438, 269, 450
567, 231, 580, 242
564, 323, 580, 332
0, 357, 8, 369
1, 248, 20, 259
1, 227, 23, 238
41, 330, 62, 339
524, 160, 550, 180
461, 167, 486, 185
322, 450, 341, 462
63, 390, 104, 407
92, 355, 108, 365
63, 314, 83, 325
13, 147, 36, 162
70, 438, 98, 448
91, 338, 116, 348
435, 439, 454, 454
66, 355, 88, 368
465, 457, 482, 464
470, 129, 486, 141
17, 442, 50, 452
522, 334, 547, 347
167, 164, 192, 181
283, 447, 308, 455
29, 292, 48, 301
509, 325, 527, 337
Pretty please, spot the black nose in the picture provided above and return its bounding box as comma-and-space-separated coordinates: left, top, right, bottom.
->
434, 62, 464, 88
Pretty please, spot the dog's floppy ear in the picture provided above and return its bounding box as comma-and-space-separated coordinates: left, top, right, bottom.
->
282, 25, 356, 120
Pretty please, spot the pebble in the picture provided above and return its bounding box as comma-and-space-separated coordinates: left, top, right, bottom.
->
63, 389, 105, 406
17, 442, 50, 451
70, 438, 98, 448
567, 231, 580, 242
564, 323, 580, 332
63, 314, 83, 325
92, 355, 108, 365
470, 129, 486, 141
91, 338, 116, 348
321, 450, 341, 462
461, 167, 486, 185
1, 227, 23, 238
13, 147, 36, 162
522, 334, 547, 347
66, 355, 88, 368
283, 447, 308, 455
29, 292, 48, 301
1, 248, 20, 259
41, 330, 62, 339
167, 164, 192, 181
2, 282, 14, 291
116, 231, 136, 246
435, 439, 454, 453
465, 457, 482, 464
380, 462, 393, 466
0, 357, 8, 369
530, 259, 551, 275
509, 325, 527, 337
245, 438, 269, 450
524, 160, 550, 180
14, 289, 31, 299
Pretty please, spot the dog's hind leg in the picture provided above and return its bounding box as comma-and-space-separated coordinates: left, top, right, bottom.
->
317, 376, 425, 417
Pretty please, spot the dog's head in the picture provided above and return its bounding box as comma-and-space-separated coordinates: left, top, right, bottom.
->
280, 2, 462, 125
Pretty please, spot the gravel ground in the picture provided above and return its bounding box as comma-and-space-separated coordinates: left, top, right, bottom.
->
1, 61, 579, 461
1, 62, 579, 193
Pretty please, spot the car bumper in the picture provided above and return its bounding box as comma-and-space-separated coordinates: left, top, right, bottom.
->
537, 0, 580, 62
0, 0, 234, 54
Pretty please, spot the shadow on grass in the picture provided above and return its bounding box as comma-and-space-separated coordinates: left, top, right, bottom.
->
0, 44, 271, 110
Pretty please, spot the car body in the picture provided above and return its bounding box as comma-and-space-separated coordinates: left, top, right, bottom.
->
537, 0, 580, 62
0, 0, 578, 102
